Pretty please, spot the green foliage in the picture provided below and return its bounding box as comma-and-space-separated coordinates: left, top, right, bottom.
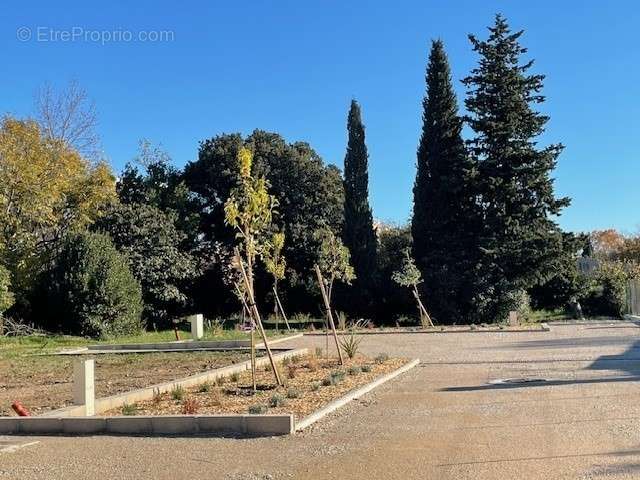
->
412, 39, 480, 325
0, 265, 15, 316
348, 365, 362, 376
316, 227, 355, 289
269, 393, 286, 407
462, 15, 571, 323
330, 370, 346, 383
376, 224, 414, 320
321, 376, 334, 386
121, 403, 138, 415
342, 100, 377, 313
392, 250, 422, 288
248, 404, 267, 414
198, 382, 212, 393
361, 364, 372, 373
230, 372, 240, 382
39, 232, 143, 338
183, 131, 344, 314
310, 381, 321, 391
286, 387, 300, 399
339, 330, 362, 359
581, 261, 637, 317
94, 202, 197, 326
171, 384, 186, 401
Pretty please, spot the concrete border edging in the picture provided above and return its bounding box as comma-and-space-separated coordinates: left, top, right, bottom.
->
304, 325, 549, 336
0, 415, 294, 437
42, 347, 308, 417
294, 358, 420, 431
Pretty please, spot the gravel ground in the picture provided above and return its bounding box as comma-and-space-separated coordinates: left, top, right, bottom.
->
3, 322, 640, 479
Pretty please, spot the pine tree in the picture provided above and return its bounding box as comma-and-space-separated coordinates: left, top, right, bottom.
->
342, 100, 377, 313
411, 39, 480, 323
462, 15, 571, 322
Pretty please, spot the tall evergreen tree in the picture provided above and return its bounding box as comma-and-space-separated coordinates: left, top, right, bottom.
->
412, 40, 480, 323
462, 15, 571, 322
342, 100, 377, 313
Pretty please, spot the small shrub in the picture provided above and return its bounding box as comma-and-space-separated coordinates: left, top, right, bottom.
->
269, 393, 286, 407
171, 385, 185, 401
315, 347, 324, 358
198, 382, 212, 393
286, 387, 300, 399
361, 364, 372, 373
182, 397, 199, 414
282, 356, 292, 367
287, 364, 298, 379
121, 403, 138, 416
230, 372, 240, 382
216, 376, 226, 386
310, 381, 321, 391
321, 376, 334, 386
348, 365, 362, 376
330, 370, 345, 384
375, 353, 389, 364
210, 390, 222, 406
248, 404, 267, 414
339, 331, 362, 359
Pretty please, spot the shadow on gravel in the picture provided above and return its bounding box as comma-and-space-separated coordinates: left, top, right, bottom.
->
489, 336, 640, 350
441, 340, 640, 392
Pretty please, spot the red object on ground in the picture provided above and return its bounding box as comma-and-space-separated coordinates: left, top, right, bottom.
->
11, 401, 31, 417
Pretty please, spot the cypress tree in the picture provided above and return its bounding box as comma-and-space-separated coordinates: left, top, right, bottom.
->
411, 40, 480, 323
462, 15, 571, 322
342, 100, 377, 313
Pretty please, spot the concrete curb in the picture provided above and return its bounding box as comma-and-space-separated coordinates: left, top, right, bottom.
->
304, 326, 549, 336
294, 358, 420, 431
0, 415, 294, 437
55, 333, 304, 355
41, 347, 308, 417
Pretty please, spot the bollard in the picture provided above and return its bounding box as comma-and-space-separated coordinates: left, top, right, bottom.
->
73, 358, 95, 416
189, 314, 204, 340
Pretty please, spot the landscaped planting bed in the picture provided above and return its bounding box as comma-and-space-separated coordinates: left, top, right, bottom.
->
103, 352, 407, 420
0, 351, 253, 416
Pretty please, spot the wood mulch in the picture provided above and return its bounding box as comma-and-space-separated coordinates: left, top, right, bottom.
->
104, 353, 407, 420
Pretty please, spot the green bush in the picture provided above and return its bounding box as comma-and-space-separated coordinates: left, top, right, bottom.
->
41, 231, 143, 338
0, 265, 14, 317
581, 262, 631, 317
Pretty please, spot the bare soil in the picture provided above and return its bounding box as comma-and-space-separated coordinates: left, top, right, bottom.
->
0, 351, 251, 416
104, 353, 407, 420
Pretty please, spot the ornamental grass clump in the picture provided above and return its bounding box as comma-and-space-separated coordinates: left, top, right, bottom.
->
121, 403, 138, 416
171, 384, 185, 401
286, 387, 300, 399
348, 365, 362, 376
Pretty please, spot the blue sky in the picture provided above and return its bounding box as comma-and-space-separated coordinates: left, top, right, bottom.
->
3, 1, 639, 234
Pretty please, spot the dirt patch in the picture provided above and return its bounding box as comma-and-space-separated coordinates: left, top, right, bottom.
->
0, 351, 252, 416
104, 354, 407, 420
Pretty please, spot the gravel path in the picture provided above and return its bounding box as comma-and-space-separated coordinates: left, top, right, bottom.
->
3, 323, 640, 479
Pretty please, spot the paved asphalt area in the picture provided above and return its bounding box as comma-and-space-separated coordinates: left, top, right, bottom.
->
3, 322, 640, 479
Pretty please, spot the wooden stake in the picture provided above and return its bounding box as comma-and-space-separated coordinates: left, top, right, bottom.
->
412, 285, 434, 327
273, 286, 291, 331
235, 284, 256, 391
235, 248, 283, 386
314, 265, 344, 365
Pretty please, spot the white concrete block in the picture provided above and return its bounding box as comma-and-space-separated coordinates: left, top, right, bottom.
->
190, 314, 204, 339
508, 310, 519, 326
73, 358, 95, 416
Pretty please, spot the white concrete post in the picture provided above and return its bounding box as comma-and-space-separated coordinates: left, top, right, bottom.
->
190, 314, 204, 340
508, 310, 519, 327
73, 359, 95, 416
